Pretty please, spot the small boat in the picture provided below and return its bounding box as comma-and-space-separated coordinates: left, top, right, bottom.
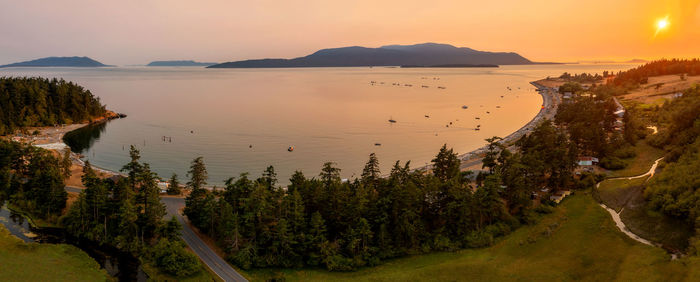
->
421, 85, 429, 88
496, 106, 501, 108
475, 128, 481, 131
486, 111, 490, 114
438, 86, 446, 89
425, 115, 430, 118
374, 143, 382, 146
500, 95, 504, 98
462, 105, 468, 109
475, 117, 480, 120
288, 146, 294, 152
389, 117, 397, 123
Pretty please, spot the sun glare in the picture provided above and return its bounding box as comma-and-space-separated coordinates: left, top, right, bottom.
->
654, 17, 669, 36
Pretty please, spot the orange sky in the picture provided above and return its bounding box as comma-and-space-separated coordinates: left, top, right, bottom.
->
0, 0, 698, 65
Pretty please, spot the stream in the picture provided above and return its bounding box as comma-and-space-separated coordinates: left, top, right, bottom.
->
595, 158, 679, 257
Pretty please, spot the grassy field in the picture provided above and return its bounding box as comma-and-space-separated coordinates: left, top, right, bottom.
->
0, 225, 109, 281
244, 192, 700, 281
597, 177, 647, 211
608, 141, 665, 178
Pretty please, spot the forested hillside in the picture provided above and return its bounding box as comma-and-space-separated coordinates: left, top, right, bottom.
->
645, 85, 700, 254
612, 59, 700, 86
0, 77, 106, 135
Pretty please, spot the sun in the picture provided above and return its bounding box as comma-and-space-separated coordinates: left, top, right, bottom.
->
654, 17, 670, 36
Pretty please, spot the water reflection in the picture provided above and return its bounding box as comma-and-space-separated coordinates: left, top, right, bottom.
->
63, 122, 107, 153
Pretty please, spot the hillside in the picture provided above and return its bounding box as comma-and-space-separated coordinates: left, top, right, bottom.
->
208, 43, 534, 68
0, 56, 108, 68
147, 60, 216, 67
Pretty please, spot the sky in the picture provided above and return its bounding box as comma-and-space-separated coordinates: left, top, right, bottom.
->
1, 0, 698, 65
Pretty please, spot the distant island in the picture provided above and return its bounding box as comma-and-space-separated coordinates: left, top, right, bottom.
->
400, 64, 498, 68
147, 60, 217, 67
208, 43, 538, 68
0, 56, 108, 68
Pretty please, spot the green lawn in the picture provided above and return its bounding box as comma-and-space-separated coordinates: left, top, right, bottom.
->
0, 225, 109, 281
244, 193, 699, 281
608, 141, 665, 178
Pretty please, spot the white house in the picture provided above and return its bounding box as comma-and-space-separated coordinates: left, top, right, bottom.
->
577, 157, 599, 166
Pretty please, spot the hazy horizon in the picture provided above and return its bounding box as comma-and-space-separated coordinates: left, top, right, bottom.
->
1, 0, 698, 65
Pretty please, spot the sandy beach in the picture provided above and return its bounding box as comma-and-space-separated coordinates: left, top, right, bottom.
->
3, 111, 126, 189
455, 80, 562, 172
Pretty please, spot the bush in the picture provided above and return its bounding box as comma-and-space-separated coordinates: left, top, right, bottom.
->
465, 230, 494, 248
535, 204, 555, 214
600, 157, 627, 170
152, 239, 201, 277
613, 146, 636, 159
484, 222, 512, 237
323, 255, 354, 271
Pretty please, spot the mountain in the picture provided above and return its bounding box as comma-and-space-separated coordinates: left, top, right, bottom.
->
147, 60, 217, 67
0, 56, 108, 68
208, 43, 534, 68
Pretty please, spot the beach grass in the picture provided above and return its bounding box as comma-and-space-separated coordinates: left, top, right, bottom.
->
0, 225, 109, 281
243, 192, 699, 281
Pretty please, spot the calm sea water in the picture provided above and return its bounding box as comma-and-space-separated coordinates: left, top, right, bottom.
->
1, 64, 636, 185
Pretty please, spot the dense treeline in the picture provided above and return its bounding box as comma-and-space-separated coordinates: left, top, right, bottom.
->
0, 140, 69, 221
61, 146, 201, 277
184, 121, 580, 271
0, 77, 106, 135
612, 59, 700, 86
61, 146, 201, 276
559, 72, 605, 83
645, 86, 700, 254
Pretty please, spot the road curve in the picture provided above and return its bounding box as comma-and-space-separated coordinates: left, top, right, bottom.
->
65, 186, 248, 282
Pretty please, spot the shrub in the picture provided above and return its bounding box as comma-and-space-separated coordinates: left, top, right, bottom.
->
600, 157, 627, 170
152, 239, 201, 277
484, 222, 512, 237
465, 230, 494, 248
535, 204, 555, 214
613, 146, 636, 159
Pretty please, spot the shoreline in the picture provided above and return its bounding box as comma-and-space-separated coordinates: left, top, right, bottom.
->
4, 111, 128, 188
13, 80, 560, 186
450, 80, 561, 172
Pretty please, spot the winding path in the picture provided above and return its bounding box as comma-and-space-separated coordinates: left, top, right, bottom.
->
595, 157, 664, 247
65, 186, 248, 282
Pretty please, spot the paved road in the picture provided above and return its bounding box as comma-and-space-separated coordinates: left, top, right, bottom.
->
65, 186, 248, 282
